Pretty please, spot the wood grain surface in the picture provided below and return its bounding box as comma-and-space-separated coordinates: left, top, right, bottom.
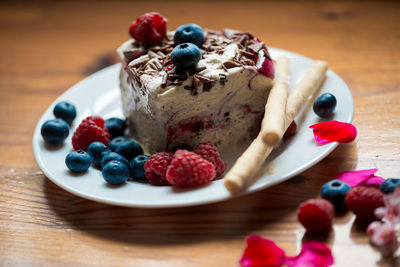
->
1, 1, 399, 266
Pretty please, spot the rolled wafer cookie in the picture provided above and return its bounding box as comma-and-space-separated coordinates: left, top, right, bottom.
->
224, 60, 328, 194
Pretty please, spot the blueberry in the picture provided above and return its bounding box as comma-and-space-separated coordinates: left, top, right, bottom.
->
171, 43, 201, 70
130, 155, 150, 180
101, 152, 129, 168
102, 160, 130, 185
380, 178, 400, 194
115, 140, 143, 161
109, 136, 130, 151
174, 24, 205, 47
105, 118, 126, 139
41, 119, 69, 144
313, 93, 337, 117
88, 142, 110, 167
321, 179, 351, 209
53, 101, 77, 124
65, 150, 91, 172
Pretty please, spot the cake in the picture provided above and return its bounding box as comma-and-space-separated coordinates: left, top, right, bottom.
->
117, 14, 275, 154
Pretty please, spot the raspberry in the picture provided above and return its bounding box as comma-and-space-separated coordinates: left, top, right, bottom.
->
283, 121, 297, 139
72, 116, 110, 151
297, 199, 334, 233
345, 186, 384, 222
193, 142, 226, 177
166, 150, 216, 187
129, 12, 167, 44
144, 152, 173, 185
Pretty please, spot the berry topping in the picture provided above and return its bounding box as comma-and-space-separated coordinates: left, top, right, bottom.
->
130, 155, 150, 180
174, 24, 205, 47
115, 140, 143, 161
65, 150, 91, 172
41, 119, 69, 144
283, 121, 297, 139
380, 178, 400, 194
193, 142, 226, 177
88, 142, 110, 167
105, 118, 126, 139
53, 101, 77, 124
313, 93, 337, 117
72, 116, 110, 151
144, 152, 173, 185
109, 136, 130, 152
171, 43, 201, 70
166, 149, 216, 187
321, 179, 351, 209
101, 152, 129, 168
102, 160, 130, 185
129, 12, 167, 44
345, 186, 384, 222
297, 199, 334, 233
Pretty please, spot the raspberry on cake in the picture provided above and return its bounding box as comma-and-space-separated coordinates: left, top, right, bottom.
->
117, 13, 275, 154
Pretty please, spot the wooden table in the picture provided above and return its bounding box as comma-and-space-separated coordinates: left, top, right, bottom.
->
1, 1, 399, 266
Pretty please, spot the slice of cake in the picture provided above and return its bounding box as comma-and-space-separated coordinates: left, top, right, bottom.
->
117, 13, 274, 154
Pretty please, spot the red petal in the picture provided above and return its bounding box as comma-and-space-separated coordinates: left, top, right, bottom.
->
239, 235, 285, 267
284, 241, 334, 267
309, 120, 357, 145
335, 168, 385, 188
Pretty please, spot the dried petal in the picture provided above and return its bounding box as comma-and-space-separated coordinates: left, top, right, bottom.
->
361, 175, 385, 188
309, 120, 357, 145
239, 235, 285, 267
284, 241, 334, 267
336, 169, 378, 187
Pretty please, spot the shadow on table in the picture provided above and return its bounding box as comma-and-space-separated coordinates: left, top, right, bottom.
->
44, 143, 357, 246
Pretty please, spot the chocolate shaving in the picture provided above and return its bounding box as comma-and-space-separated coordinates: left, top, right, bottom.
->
219, 73, 227, 84
248, 42, 265, 53
239, 49, 256, 59
128, 55, 150, 68
222, 28, 243, 39
242, 58, 256, 66
223, 60, 242, 69
238, 34, 249, 46
147, 50, 160, 59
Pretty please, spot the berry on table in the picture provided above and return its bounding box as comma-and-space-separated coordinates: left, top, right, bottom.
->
297, 198, 334, 233
102, 160, 130, 185
41, 119, 69, 144
72, 116, 110, 151
321, 179, 351, 209
171, 43, 201, 70
109, 136, 130, 152
65, 150, 91, 172
101, 152, 129, 168
174, 24, 205, 47
283, 121, 297, 139
345, 186, 384, 222
105, 118, 126, 139
193, 142, 226, 177
130, 155, 150, 180
144, 152, 173, 185
88, 142, 110, 167
166, 149, 216, 187
53, 101, 77, 124
115, 140, 143, 161
380, 178, 400, 194
129, 12, 167, 44
313, 93, 337, 117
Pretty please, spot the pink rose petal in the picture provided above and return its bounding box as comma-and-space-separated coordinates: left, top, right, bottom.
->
239, 235, 285, 267
361, 175, 385, 188
336, 169, 378, 187
309, 120, 357, 145
284, 241, 334, 267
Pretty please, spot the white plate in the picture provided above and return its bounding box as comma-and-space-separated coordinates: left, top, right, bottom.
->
33, 48, 354, 208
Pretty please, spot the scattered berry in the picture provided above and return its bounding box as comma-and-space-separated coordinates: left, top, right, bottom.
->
313, 93, 337, 117
53, 101, 77, 124
166, 149, 216, 187
65, 150, 91, 172
144, 152, 173, 185
345, 186, 384, 222
105, 118, 126, 139
41, 119, 69, 144
193, 142, 226, 177
129, 12, 167, 44
174, 24, 205, 47
130, 155, 150, 180
115, 140, 143, 161
109, 136, 130, 151
88, 142, 110, 167
171, 43, 201, 70
321, 179, 351, 209
102, 160, 130, 185
283, 121, 297, 139
380, 178, 400, 194
72, 116, 110, 151
101, 152, 129, 168
297, 198, 334, 233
